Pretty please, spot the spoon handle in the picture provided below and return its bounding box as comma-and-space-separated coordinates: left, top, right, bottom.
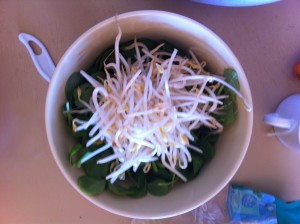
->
19, 33, 55, 83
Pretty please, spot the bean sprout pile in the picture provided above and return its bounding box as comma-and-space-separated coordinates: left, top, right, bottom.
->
70, 27, 251, 184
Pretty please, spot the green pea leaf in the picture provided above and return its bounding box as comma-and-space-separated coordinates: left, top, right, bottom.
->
198, 140, 215, 161
72, 128, 88, 140
191, 151, 204, 176
87, 47, 114, 74
65, 72, 85, 102
128, 174, 147, 198
108, 182, 134, 196
78, 175, 106, 196
151, 162, 158, 173
224, 68, 239, 90
147, 179, 170, 196
82, 157, 109, 179
107, 169, 148, 198
180, 146, 205, 180
71, 114, 91, 142
149, 162, 173, 182
129, 185, 147, 198
73, 83, 94, 108
154, 161, 165, 170
62, 102, 74, 127
136, 172, 147, 187
68, 144, 83, 165
206, 133, 220, 145
180, 162, 194, 181
154, 169, 173, 182
120, 41, 136, 61
80, 83, 94, 103
221, 68, 240, 125
76, 144, 113, 168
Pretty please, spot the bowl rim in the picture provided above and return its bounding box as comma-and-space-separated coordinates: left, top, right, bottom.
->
45, 10, 253, 219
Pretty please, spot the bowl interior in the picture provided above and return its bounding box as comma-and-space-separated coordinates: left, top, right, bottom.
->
46, 10, 253, 219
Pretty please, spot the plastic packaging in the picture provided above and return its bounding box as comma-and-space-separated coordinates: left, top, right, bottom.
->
227, 185, 277, 223
132, 184, 300, 224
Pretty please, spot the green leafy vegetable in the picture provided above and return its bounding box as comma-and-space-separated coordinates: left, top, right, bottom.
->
82, 147, 112, 178
73, 83, 94, 108
78, 175, 106, 196
82, 156, 109, 179
181, 152, 204, 181
221, 68, 240, 125
63, 102, 73, 126
147, 179, 170, 196
68, 144, 83, 166
127, 172, 148, 198
87, 47, 115, 76
65, 72, 85, 103
108, 181, 134, 196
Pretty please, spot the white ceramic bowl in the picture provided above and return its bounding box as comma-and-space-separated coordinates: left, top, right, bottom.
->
46, 10, 253, 219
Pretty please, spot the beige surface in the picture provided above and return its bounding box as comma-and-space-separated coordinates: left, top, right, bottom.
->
1, 0, 300, 223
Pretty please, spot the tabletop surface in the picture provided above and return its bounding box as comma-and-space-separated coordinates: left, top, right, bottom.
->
1, 0, 300, 223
